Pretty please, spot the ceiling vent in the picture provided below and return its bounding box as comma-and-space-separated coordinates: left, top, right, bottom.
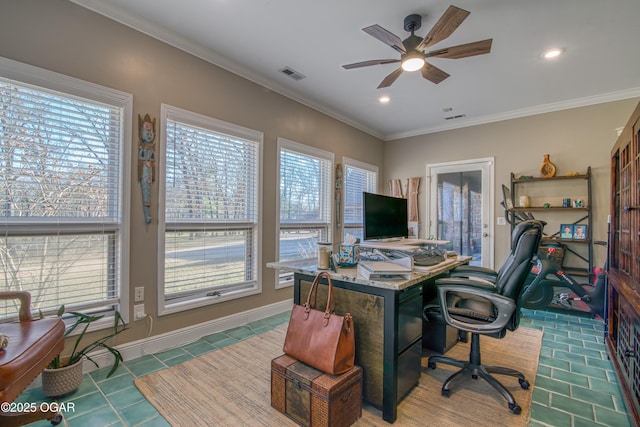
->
444, 114, 466, 120
279, 67, 306, 81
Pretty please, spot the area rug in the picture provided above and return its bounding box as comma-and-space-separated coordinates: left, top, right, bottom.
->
135, 325, 542, 427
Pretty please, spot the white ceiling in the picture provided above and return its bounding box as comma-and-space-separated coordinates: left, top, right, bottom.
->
71, 0, 640, 141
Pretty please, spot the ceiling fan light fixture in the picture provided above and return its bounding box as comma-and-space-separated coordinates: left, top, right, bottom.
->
401, 52, 425, 72
541, 48, 565, 60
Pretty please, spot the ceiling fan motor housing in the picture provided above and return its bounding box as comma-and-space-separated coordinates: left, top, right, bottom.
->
403, 14, 422, 33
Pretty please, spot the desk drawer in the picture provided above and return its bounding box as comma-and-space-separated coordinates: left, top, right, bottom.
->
398, 286, 423, 352
397, 339, 422, 402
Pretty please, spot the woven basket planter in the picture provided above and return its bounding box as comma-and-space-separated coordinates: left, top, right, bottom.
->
42, 360, 83, 397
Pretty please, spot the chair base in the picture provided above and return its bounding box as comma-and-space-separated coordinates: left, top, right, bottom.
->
427, 333, 530, 415
0, 409, 62, 427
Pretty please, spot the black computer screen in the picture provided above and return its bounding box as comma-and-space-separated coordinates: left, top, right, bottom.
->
362, 192, 408, 241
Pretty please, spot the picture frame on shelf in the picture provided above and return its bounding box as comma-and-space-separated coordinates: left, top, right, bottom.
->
573, 224, 587, 240
560, 224, 574, 239
501, 185, 513, 209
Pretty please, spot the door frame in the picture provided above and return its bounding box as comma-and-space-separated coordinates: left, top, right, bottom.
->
426, 157, 495, 269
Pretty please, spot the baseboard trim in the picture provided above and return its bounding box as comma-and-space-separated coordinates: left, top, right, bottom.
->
31, 299, 292, 389
116, 299, 292, 365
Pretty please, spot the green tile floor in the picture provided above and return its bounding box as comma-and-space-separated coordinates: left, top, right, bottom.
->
18, 309, 632, 426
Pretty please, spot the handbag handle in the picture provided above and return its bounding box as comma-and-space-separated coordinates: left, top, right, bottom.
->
304, 271, 336, 321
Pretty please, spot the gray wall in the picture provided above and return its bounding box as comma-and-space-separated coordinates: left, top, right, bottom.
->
0, 0, 384, 344
384, 99, 639, 268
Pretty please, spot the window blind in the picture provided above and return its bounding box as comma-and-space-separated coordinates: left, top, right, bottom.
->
278, 139, 332, 264
162, 107, 260, 305
0, 75, 126, 319
343, 160, 377, 241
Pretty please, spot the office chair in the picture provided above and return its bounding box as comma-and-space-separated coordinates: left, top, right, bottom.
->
424, 219, 544, 414
0, 291, 65, 426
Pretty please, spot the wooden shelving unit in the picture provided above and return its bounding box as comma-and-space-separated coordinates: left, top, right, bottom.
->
508, 167, 593, 277
608, 101, 640, 425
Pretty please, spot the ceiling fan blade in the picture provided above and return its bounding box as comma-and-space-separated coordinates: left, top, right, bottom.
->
417, 5, 470, 51
363, 24, 406, 54
421, 63, 449, 84
426, 39, 493, 59
377, 68, 404, 88
342, 59, 400, 69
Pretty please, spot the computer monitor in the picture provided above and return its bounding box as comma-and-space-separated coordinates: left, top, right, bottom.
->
362, 192, 408, 241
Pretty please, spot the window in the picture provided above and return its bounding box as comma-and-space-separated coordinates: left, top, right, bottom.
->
0, 58, 131, 321
160, 105, 262, 314
277, 138, 333, 285
343, 158, 378, 241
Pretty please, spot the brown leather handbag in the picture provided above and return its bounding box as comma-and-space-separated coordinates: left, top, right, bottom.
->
283, 271, 355, 375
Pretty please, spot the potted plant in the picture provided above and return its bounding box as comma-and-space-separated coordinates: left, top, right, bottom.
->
41, 306, 127, 397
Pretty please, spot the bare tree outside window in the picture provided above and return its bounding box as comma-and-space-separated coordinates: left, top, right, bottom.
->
1, 80, 123, 319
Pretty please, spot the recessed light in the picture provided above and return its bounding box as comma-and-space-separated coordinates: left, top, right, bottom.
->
541, 48, 565, 60
379, 95, 390, 104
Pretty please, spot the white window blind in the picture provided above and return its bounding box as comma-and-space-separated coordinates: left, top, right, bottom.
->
161, 105, 261, 311
343, 158, 378, 241
277, 138, 333, 267
0, 62, 130, 320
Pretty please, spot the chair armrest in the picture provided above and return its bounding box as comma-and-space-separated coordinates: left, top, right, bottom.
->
435, 277, 497, 292
0, 291, 33, 321
436, 284, 516, 334
449, 265, 498, 283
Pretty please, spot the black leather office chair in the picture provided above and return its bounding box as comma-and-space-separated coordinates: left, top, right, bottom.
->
424, 219, 544, 414
444, 218, 543, 284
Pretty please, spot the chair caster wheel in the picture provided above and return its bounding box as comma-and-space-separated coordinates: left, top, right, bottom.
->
472, 374, 478, 379
441, 388, 450, 397
428, 361, 436, 369
51, 413, 63, 425
509, 403, 522, 415
519, 379, 530, 389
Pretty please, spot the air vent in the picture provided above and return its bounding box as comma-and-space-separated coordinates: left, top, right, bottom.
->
279, 67, 306, 81
444, 114, 466, 120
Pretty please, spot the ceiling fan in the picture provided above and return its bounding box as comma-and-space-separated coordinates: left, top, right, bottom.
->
342, 5, 492, 88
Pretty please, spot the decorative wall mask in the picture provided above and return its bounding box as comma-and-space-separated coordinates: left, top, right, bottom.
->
138, 114, 156, 224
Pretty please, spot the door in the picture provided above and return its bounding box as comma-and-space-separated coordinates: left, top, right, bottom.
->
427, 158, 494, 268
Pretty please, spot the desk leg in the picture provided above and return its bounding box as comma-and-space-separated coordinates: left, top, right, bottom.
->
382, 289, 399, 423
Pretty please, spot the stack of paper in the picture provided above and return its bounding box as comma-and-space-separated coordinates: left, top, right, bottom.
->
357, 261, 412, 280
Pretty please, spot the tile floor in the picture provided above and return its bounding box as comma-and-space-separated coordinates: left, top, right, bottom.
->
19, 309, 633, 427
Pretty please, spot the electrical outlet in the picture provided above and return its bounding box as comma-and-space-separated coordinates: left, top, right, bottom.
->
134, 287, 144, 302
497, 217, 506, 226
134, 304, 146, 320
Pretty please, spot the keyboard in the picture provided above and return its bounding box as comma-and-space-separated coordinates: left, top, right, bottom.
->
412, 252, 446, 266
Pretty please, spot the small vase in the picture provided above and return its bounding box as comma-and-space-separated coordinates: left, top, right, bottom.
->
539, 154, 556, 178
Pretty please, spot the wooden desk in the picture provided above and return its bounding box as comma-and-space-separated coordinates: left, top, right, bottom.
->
268, 257, 469, 423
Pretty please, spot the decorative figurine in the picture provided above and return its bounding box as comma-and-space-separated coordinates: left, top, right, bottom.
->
138, 114, 156, 224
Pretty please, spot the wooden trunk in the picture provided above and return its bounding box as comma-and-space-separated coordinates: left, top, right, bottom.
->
271, 354, 362, 427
